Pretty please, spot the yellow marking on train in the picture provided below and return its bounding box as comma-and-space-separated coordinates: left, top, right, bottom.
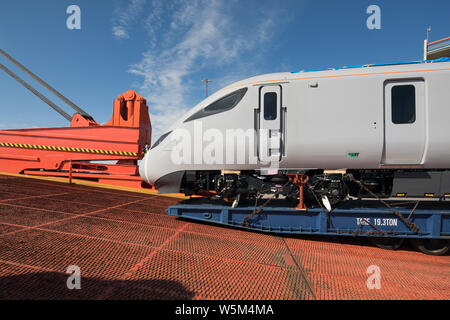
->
224, 67, 450, 90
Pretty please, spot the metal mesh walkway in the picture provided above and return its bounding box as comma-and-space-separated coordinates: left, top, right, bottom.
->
0, 174, 448, 299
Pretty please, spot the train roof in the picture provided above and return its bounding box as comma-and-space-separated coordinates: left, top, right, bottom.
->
223, 57, 450, 91
291, 57, 450, 74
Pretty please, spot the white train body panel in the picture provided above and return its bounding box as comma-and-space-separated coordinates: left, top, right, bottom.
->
140, 60, 450, 191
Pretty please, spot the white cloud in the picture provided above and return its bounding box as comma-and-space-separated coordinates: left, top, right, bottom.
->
112, 26, 129, 39
127, 0, 282, 140
112, 0, 146, 39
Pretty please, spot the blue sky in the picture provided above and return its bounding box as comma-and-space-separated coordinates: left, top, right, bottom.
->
0, 0, 448, 139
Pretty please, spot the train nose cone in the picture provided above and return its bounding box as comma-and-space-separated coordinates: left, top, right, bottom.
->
139, 151, 156, 185
139, 146, 184, 193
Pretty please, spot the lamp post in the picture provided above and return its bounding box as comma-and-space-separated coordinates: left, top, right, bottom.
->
424, 26, 431, 60
202, 78, 212, 97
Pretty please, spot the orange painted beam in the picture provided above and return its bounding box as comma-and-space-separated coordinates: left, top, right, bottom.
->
0, 90, 152, 190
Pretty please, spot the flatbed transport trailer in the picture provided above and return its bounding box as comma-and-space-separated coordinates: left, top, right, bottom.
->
168, 199, 450, 255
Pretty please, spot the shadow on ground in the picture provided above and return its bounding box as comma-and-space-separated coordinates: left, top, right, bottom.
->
177, 217, 446, 255
0, 272, 194, 300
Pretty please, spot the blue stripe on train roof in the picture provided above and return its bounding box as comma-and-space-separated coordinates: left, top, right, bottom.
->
291, 57, 450, 73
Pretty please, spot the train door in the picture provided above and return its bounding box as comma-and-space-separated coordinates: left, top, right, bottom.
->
257, 85, 284, 165
382, 80, 425, 165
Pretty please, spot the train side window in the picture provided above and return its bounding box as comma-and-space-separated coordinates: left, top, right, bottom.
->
391, 85, 415, 124
151, 131, 172, 149
184, 88, 248, 122
264, 92, 277, 120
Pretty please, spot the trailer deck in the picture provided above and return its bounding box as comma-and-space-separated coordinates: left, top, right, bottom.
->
168, 198, 450, 239
0, 173, 448, 299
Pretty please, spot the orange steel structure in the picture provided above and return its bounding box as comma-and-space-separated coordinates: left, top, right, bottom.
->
0, 90, 152, 189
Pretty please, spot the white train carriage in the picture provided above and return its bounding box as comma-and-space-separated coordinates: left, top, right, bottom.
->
140, 58, 450, 206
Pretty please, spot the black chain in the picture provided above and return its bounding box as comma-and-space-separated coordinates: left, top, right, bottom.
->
241, 181, 290, 227
306, 182, 334, 229
348, 174, 420, 234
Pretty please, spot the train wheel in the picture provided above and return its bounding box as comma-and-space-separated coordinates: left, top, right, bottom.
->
370, 237, 404, 250
409, 238, 450, 256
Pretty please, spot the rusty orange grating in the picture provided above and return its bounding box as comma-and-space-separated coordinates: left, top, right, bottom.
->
0, 174, 448, 300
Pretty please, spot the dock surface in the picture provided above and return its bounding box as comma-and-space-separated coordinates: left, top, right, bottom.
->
0, 174, 448, 299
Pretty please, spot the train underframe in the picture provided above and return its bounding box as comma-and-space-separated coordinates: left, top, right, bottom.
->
180, 169, 450, 255
181, 169, 450, 205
